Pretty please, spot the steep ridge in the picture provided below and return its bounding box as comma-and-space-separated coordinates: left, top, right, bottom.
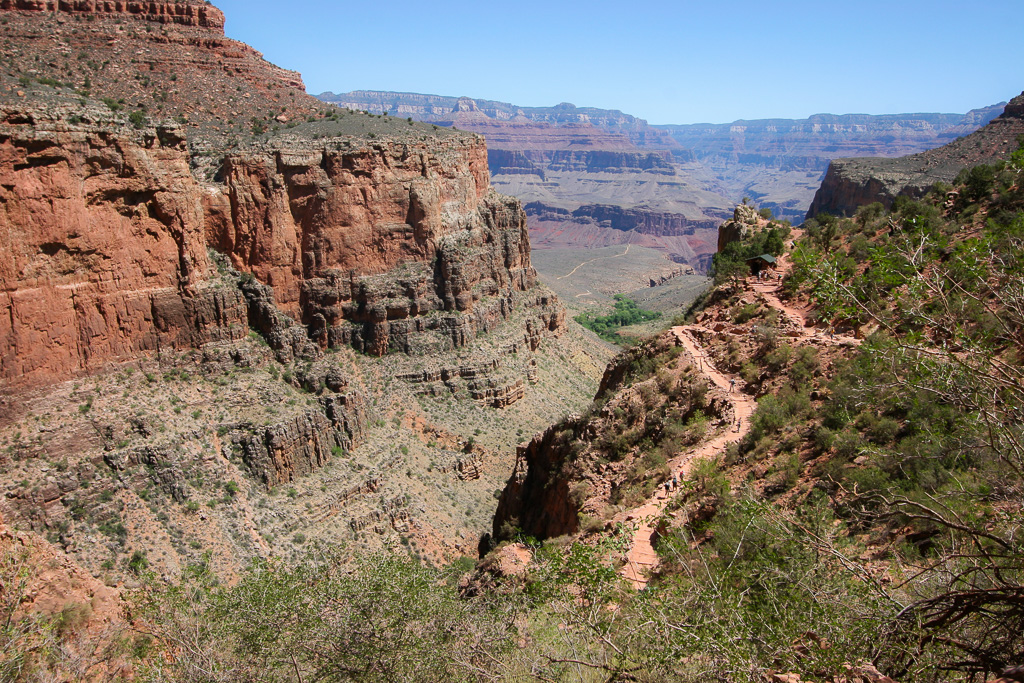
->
806, 92, 1024, 217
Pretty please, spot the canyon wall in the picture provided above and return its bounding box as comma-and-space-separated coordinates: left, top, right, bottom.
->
319, 91, 729, 269
326, 91, 1007, 230
806, 93, 1024, 218
207, 135, 545, 356
0, 0, 226, 28
0, 104, 248, 386
0, 0, 564, 386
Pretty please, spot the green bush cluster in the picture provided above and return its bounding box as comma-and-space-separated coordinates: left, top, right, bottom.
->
574, 294, 661, 343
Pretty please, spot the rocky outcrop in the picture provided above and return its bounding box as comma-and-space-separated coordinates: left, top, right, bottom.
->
237, 390, 369, 489
349, 495, 410, 534
0, 0, 225, 28
492, 419, 582, 540
208, 135, 549, 356
716, 203, 760, 252
0, 105, 248, 386
807, 93, 1024, 218
649, 266, 694, 287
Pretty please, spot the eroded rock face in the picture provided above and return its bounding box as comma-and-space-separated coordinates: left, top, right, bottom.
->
492, 419, 581, 540
0, 0, 225, 28
716, 203, 760, 253
238, 392, 370, 489
0, 1, 564, 388
0, 106, 248, 386
208, 136, 544, 356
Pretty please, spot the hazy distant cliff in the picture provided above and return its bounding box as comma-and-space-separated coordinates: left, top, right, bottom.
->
806, 93, 1024, 217
321, 90, 1003, 257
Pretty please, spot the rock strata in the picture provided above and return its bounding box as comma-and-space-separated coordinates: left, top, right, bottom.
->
209, 136, 548, 356
807, 92, 1024, 218
238, 391, 369, 488
0, 104, 248, 386
0, 0, 225, 28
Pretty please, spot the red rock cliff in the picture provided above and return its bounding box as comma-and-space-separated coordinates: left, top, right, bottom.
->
0, 0, 225, 28
207, 135, 541, 356
0, 104, 247, 386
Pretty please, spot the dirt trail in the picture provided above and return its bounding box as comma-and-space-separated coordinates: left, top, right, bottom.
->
557, 243, 632, 280
616, 241, 856, 588
618, 326, 755, 588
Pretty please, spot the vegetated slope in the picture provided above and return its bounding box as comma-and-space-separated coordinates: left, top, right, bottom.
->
807, 92, 1024, 218
7, 130, 1023, 683
484, 141, 1024, 680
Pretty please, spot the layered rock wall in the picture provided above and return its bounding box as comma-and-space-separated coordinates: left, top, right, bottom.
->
806, 93, 1024, 218
0, 0, 226, 28
238, 391, 369, 488
209, 136, 545, 356
0, 106, 248, 386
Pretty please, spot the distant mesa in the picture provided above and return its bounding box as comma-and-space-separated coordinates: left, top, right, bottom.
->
321, 90, 1004, 270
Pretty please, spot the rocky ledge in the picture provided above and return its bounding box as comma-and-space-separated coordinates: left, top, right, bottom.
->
0, 0, 225, 28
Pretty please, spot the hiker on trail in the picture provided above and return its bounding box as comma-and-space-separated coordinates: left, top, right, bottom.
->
672, 476, 678, 488
730, 378, 736, 393
736, 419, 741, 432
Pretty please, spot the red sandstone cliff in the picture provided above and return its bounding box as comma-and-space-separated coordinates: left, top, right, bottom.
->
0, 0, 225, 28
206, 134, 543, 357
0, 0, 563, 387
0, 104, 248, 386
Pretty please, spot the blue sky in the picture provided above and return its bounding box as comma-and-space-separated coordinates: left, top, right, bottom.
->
213, 0, 1024, 125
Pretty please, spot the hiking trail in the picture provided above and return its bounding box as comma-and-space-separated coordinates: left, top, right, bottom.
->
615, 251, 858, 588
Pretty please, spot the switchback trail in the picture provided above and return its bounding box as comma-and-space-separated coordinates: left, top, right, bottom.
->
616, 251, 857, 588
616, 325, 755, 588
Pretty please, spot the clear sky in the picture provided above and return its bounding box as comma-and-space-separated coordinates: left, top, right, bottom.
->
212, 0, 1024, 125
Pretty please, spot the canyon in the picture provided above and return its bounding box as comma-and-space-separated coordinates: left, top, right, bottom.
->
2, 2, 1021, 679
321, 90, 1004, 275
0, 0, 603, 594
